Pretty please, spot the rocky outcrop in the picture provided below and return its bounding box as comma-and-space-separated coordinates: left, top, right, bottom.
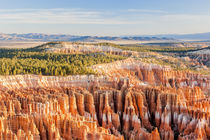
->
187, 48, 210, 67
40, 42, 137, 56
92, 58, 210, 93
0, 75, 113, 90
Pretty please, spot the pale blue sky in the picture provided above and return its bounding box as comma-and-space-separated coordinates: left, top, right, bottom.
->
0, 0, 210, 36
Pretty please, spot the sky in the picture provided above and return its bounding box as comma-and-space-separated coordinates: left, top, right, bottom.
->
0, 0, 210, 36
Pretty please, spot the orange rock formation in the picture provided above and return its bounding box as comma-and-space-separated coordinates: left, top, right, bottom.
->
0, 58, 209, 140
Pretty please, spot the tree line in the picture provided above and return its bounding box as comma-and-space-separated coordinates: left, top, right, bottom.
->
0, 49, 125, 76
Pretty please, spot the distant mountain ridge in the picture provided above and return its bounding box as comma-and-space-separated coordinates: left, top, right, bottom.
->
148, 32, 210, 40
1, 32, 210, 42
0, 33, 173, 42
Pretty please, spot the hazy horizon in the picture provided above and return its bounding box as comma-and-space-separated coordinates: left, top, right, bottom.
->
1, 0, 210, 36
1, 31, 210, 37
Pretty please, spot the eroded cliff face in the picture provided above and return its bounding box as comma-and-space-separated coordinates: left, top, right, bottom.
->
187, 49, 210, 67
43, 42, 137, 56
0, 75, 112, 90
0, 59, 209, 140
92, 58, 210, 94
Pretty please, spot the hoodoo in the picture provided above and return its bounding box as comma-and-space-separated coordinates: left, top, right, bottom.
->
0, 41, 209, 140
0, 63, 209, 140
